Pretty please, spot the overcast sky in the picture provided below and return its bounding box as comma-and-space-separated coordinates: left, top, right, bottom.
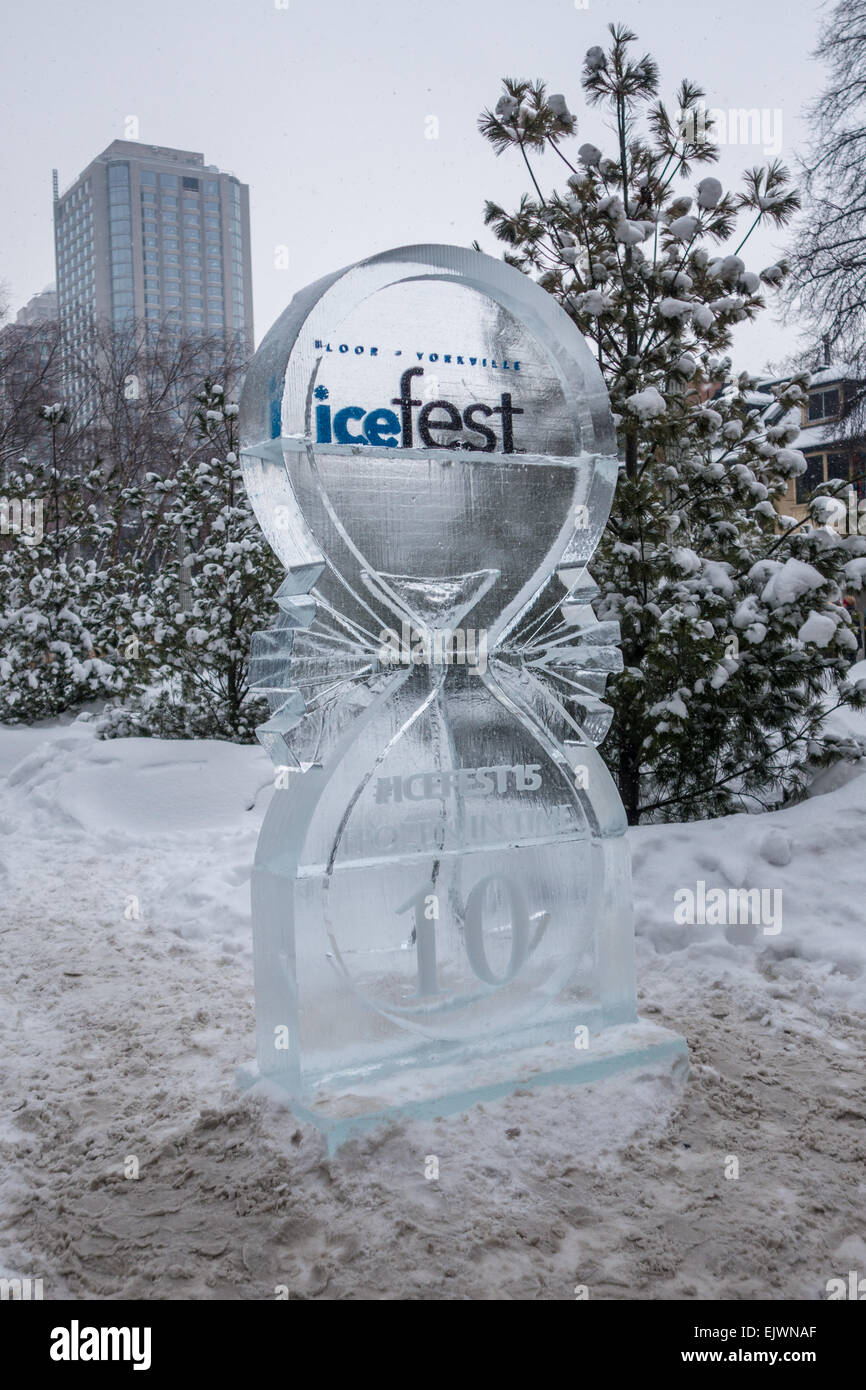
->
2, 0, 829, 371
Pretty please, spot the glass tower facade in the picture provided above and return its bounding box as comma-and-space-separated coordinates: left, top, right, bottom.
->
54, 140, 254, 393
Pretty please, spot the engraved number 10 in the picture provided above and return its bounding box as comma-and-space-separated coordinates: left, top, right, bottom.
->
398, 874, 534, 997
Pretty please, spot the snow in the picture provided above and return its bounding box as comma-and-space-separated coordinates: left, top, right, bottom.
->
0, 718, 862, 1300
658, 297, 694, 319
573, 289, 612, 317
625, 386, 667, 419
696, 177, 722, 210
668, 215, 700, 241
798, 610, 839, 646
546, 93, 573, 124
760, 557, 827, 608
774, 447, 807, 476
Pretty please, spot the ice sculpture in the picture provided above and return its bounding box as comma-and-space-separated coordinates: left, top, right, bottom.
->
238, 245, 687, 1147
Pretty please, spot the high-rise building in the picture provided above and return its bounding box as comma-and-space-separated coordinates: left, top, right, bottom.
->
15, 286, 58, 326
53, 140, 254, 367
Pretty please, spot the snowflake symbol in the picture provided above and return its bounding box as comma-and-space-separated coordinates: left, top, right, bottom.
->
313, 385, 329, 400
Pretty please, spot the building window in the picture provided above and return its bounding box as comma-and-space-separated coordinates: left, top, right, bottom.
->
796, 454, 826, 503
140, 170, 157, 185
827, 453, 850, 482
182, 176, 200, 190
159, 173, 179, 188
808, 388, 841, 422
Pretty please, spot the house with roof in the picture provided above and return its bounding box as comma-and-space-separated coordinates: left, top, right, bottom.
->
753, 357, 864, 525
743, 354, 866, 654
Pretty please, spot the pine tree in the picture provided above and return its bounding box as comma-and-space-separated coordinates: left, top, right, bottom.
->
478, 25, 866, 822
118, 381, 283, 741
0, 405, 142, 722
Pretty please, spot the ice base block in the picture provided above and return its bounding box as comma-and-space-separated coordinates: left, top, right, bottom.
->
237, 1018, 689, 1154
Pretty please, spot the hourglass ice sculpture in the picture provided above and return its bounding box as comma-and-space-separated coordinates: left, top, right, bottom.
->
238, 245, 687, 1147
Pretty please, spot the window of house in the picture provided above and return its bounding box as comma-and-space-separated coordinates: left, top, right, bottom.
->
796, 453, 826, 503
808, 388, 841, 422
826, 453, 850, 482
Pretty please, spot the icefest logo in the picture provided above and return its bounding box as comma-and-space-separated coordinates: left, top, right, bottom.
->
237, 244, 688, 1145
312, 365, 525, 452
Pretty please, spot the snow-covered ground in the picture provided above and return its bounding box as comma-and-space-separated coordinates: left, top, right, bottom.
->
0, 715, 864, 1300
